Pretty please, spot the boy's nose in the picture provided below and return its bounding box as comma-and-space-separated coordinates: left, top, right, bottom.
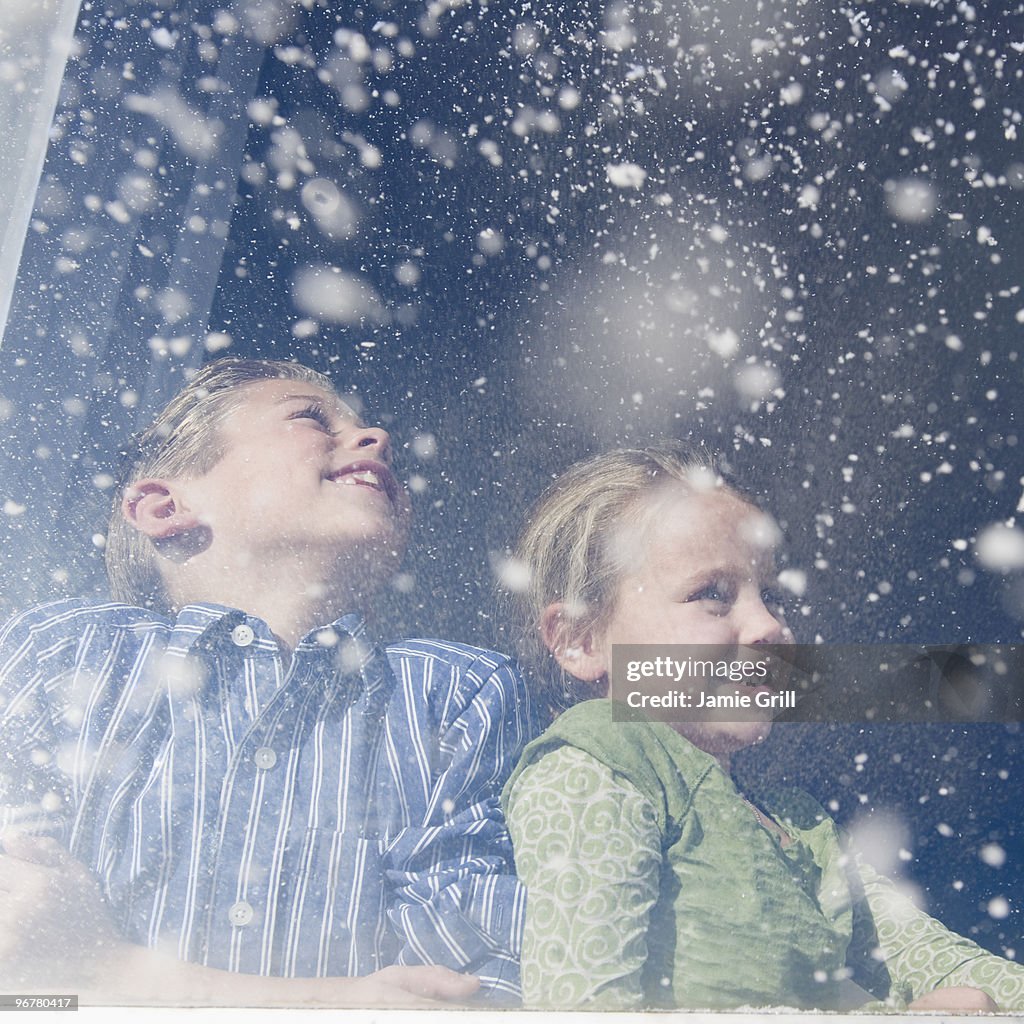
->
344, 425, 392, 464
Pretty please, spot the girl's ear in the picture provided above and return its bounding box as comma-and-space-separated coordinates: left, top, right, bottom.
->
122, 479, 201, 539
540, 602, 609, 682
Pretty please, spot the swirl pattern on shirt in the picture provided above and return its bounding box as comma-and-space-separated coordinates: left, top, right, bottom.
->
506, 746, 661, 1010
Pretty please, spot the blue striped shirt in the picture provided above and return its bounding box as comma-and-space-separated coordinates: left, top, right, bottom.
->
0, 600, 534, 1000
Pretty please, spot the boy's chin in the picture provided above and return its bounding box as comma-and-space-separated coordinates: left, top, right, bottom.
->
342, 505, 411, 548
287, 531, 408, 587
321, 510, 410, 555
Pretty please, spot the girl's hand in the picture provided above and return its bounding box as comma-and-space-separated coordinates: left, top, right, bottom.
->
907, 986, 998, 1012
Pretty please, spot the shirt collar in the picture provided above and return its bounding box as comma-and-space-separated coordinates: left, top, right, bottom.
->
163, 603, 249, 657
163, 604, 391, 698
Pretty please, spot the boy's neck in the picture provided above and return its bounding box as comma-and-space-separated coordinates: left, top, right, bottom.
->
166, 555, 379, 648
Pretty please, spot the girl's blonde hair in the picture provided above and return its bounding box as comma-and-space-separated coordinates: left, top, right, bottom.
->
509, 440, 742, 720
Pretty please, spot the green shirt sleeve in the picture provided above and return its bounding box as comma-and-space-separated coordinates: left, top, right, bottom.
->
852, 857, 1024, 1010
505, 745, 662, 1009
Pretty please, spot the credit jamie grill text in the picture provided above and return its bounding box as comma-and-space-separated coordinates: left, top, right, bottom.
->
610, 644, 1024, 724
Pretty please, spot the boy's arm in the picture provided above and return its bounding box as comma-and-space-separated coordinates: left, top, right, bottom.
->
0, 836, 479, 1007
0, 609, 75, 844
381, 654, 534, 1000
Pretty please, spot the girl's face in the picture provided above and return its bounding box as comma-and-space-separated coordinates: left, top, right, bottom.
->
592, 486, 792, 760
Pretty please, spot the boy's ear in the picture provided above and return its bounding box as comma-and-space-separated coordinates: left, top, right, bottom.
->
540, 602, 609, 682
122, 479, 201, 540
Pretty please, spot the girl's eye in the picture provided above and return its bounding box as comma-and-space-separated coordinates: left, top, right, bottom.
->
761, 588, 789, 616
291, 404, 332, 431
688, 584, 731, 606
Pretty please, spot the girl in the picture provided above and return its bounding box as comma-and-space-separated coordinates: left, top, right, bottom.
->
502, 441, 1023, 1011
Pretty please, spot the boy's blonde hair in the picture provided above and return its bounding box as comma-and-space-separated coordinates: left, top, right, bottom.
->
509, 441, 742, 719
106, 357, 335, 610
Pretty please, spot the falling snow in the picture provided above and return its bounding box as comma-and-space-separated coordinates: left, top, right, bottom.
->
0, 0, 1021, 965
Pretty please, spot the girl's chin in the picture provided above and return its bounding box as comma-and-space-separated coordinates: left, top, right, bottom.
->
670, 720, 772, 756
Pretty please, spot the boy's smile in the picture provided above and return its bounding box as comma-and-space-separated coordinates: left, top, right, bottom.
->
327, 461, 393, 496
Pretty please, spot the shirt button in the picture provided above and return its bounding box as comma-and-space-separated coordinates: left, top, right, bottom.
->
231, 624, 255, 648
227, 901, 254, 927
253, 747, 277, 770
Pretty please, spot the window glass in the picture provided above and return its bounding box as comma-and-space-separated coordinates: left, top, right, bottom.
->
1, 0, 1021, 983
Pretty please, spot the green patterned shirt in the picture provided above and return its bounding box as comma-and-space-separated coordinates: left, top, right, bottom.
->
503, 700, 1024, 1011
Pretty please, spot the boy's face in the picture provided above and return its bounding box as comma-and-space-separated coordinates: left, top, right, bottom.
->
174, 378, 411, 578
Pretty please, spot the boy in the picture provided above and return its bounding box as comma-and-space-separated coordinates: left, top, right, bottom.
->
0, 358, 532, 1005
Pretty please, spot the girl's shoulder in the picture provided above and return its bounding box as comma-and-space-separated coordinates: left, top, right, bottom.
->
506, 699, 721, 831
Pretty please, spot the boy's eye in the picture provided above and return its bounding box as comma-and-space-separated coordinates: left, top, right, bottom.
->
290, 404, 333, 431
